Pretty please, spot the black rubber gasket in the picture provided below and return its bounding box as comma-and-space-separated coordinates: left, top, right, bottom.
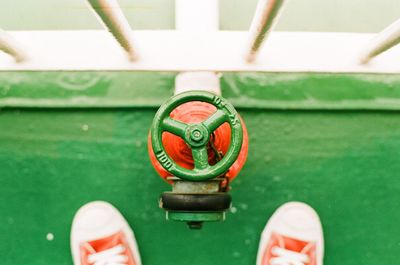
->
160, 192, 232, 211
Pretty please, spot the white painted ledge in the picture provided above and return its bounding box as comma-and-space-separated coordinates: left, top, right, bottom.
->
0, 30, 399, 73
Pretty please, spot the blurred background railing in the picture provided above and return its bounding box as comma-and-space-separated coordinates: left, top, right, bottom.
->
0, 0, 399, 32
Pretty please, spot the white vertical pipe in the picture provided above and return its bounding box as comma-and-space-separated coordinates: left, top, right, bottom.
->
245, 0, 286, 63
86, 0, 137, 61
175, 0, 219, 31
175, 72, 221, 96
174, 0, 220, 96
360, 18, 400, 64
0, 29, 28, 63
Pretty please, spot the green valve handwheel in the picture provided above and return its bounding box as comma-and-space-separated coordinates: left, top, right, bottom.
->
150, 91, 243, 181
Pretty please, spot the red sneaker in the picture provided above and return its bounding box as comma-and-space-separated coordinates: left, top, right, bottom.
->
256, 202, 324, 265
71, 201, 141, 265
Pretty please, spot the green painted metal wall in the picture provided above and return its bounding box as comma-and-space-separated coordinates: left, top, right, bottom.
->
1, 72, 400, 264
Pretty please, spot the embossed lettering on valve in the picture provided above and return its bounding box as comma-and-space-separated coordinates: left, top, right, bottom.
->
213, 95, 238, 125
212, 95, 226, 108
156, 151, 173, 169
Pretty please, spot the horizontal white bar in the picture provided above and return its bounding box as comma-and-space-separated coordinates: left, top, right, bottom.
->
1, 30, 400, 73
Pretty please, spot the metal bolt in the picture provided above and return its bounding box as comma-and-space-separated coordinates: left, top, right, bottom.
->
190, 128, 203, 142
187, 221, 203, 229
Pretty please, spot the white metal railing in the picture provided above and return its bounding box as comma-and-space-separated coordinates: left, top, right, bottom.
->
1, 0, 400, 69
360, 18, 400, 64
0, 29, 28, 62
86, 0, 137, 61
245, 0, 286, 63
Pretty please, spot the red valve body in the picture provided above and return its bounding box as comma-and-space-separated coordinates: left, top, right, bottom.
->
148, 101, 249, 183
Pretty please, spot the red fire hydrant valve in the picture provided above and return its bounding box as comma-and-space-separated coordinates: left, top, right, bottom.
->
147, 91, 248, 228
148, 91, 248, 182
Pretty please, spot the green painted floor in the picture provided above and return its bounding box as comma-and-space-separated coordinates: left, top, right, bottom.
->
1, 109, 399, 264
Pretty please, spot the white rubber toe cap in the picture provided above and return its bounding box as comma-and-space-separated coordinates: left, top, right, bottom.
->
257, 202, 324, 265
71, 201, 141, 265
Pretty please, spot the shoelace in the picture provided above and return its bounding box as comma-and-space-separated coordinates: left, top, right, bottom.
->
87, 244, 128, 265
270, 246, 310, 265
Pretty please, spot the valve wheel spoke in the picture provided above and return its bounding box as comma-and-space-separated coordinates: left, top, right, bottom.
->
192, 146, 210, 170
202, 109, 228, 132
162, 117, 187, 138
